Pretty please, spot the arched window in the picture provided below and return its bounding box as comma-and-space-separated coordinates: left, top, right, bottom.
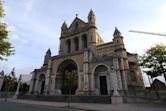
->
74, 37, 79, 51
66, 39, 71, 53
82, 34, 87, 48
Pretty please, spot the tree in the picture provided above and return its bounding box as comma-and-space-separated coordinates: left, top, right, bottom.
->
64, 70, 78, 107
140, 44, 166, 83
0, 0, 14, 60
1, 75, 17, 92
20, 83, 29, 94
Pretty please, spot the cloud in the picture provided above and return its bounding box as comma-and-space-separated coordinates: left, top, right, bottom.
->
24, 0, 41, 13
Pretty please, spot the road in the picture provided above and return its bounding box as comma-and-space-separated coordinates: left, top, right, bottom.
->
0, 101, 85, 111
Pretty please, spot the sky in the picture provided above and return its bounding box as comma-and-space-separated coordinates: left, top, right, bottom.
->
0, 0, 166, 85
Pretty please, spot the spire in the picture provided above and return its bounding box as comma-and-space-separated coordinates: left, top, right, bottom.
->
113, 27, 122, 37
88, 9, 96, 25
88, 9, 95, 16
62, 21, 67, 29
43, 48, 51, 66
46, 48, 51, 55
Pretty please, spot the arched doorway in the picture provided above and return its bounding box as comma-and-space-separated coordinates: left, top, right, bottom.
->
56, 60, 78, 95
39, 74, 45, 94
94, 65, 109, 95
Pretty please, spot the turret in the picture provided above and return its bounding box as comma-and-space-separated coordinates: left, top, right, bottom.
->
113, 27, 124, 46
113, 27, 129, 72
43, 48, 51, 66
88, 9, 96, 26
61, 21, 68, 35
87, 10, 97, 53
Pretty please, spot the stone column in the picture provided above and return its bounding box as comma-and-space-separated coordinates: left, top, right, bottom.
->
83, 51, 89, 94
90, 72, 95, 90
54, 73, 62, 95
50, 75, 56, 95
115, 58, 123, 90
78, 71, 82, 89
111, 58, 123, 104
13, 75, 21, 99
28, 72, 35, 94
119, 58, 128, 90
111, 59, 119, 96
79, 36, 82, 50
76, 71, 83, 95
44, 59, 52, 95
71, 38, 75, 52
34, 79, 39, 95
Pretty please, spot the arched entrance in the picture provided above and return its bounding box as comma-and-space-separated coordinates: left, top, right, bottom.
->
56, 59, 78, 95
39, 74, 45, 94
94, 65, 109, 95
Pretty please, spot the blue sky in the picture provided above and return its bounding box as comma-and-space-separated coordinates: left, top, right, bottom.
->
1, 0, 166, 85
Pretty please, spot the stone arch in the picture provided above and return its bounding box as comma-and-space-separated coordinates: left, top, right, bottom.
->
92, 64, 110, 95
92, 63, 111, 74
56, 59, 78, 95
38, 74, 45, 94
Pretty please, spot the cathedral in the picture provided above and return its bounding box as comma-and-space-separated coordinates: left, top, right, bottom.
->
29, 10, 144, 96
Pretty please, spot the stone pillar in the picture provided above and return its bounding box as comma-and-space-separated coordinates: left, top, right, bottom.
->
71, 38, 75, 52
50, 75, 56, 95
119, 58, 128, 90
76, 71, 83, 95
54, 73, 62, 95
83, 51, 89, 94
13, 75, 21, 98
44, 59, 52, 95
34, 79, 39, 95
114, 58, 123, 90
79, 36, 82, 50
90, 72, 95, 90
78, 71, 82, 89
111, 59, 119, 96
28, 72, 35, 94
111, 58, 123, 104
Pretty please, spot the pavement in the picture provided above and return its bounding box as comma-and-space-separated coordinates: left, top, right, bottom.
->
0, 98, 166, 111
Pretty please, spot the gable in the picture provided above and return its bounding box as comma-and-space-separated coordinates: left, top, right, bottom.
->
67, 17, 88, 33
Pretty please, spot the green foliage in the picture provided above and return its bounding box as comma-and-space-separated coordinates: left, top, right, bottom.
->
1, 75, 17, 91
140, 44, 166, 80
64, 70, 78, 94
20, 83, 29, 92
0, 0, 14, 60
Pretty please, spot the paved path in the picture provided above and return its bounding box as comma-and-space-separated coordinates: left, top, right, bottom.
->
0, 98, 166, 111
0, 100, 83, 111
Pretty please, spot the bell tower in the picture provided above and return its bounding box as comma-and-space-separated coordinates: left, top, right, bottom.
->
88, 9, 97, 53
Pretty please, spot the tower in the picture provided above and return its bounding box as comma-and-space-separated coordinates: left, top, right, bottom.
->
113, 27, 127, 58
113, 27, 129, 90
88, 10, 97, 52
59, 22, 68, 54
61, 21, 68, 35
43, 48, 51, 66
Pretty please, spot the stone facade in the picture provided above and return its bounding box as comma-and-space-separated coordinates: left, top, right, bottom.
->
29, 10, 144, 96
